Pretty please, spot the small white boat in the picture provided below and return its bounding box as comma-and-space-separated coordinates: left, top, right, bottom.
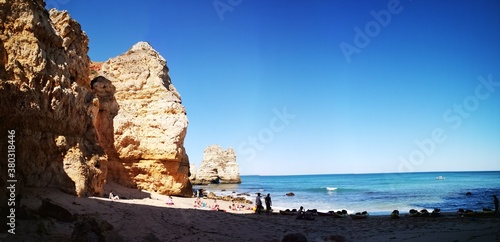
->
435, 176, 445, 180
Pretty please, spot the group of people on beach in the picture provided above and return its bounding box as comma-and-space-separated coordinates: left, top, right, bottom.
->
191, 195, 255, 212
192, 197, 218, 210
229, 202, 248, 211
252, 193, 500, 217
192, 198, 222, 210
106, 189, 500, 218
254, 193, 272, 215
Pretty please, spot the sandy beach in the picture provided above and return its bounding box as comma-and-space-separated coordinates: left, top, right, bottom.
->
2, 183, 499, 242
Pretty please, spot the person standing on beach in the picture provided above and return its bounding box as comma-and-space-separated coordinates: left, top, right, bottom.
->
265, 193, 272, 215
255, 193, 263, 214
494, 195, 499, 215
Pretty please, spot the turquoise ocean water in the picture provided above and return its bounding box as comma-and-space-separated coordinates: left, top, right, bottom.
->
194, 171, 500, 215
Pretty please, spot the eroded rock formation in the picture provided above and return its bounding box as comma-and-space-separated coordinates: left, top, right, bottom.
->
0, 0, 107, 197
191, 145, 241, 185
98, 42, 192, 196
0, 0, 192, 200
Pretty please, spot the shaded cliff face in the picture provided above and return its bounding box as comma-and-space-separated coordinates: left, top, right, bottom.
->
191, 145, 241, 185
0, 0, 107, 197
98, 42, 192, 197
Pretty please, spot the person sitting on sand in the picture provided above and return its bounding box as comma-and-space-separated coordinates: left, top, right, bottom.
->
494, 195, 499, 215
194, 198, 202, 208
109, 191, 119, 201
166, 196, 174, 205
230, 202, 238, 211
211, 199, 220, 211
296, 206, 305, 219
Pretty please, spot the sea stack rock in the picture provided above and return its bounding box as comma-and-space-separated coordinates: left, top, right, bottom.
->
98, 42, 192, 196
0, 0, 107, 197
191, 145, 242, 185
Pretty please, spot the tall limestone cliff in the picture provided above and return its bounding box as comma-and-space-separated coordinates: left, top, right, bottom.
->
0, 0, 107, 197
191, 145, 241, 185
98, 42, 192, 197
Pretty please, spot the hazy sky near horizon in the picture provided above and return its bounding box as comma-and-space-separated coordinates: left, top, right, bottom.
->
54, 0, 500, 175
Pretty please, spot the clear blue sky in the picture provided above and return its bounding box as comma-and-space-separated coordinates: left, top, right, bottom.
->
54, 0, 500, 175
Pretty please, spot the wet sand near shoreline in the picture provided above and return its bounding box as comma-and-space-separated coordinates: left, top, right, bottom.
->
4, 183, 500, 242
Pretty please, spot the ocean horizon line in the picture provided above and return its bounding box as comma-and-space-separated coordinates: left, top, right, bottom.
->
240, 169, 500, 177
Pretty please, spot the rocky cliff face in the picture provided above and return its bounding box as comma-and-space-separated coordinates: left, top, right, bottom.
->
0, 0, 192, 199
191, 145, 241, 185
0, 0, 107, 197
98, 42, 192, 196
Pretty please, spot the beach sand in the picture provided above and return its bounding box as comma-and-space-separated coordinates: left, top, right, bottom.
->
3, 183, 500, 242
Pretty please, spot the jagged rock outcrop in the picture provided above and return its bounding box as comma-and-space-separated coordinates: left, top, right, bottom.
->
189, 164, 197, 180
191, 145, 241, 185
97, 42, 192, 196
0, 0, 107, 197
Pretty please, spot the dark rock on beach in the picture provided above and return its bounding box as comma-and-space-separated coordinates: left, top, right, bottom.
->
282, 233, 308, 242
72, 215, 123, 242
38, 199, 75, 222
